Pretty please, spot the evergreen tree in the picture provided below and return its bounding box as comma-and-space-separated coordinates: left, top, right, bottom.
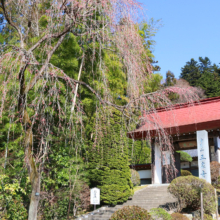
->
180, 57, 220, 98
198, 71, 220, 97
88, 109, 132, 205
180, 58, 201, 87
164, 70, 176, 87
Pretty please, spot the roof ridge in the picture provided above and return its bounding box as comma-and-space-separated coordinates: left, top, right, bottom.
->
154, 96, 220, 113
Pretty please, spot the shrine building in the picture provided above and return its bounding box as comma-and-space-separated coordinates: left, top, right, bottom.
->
128, 96, 220, 185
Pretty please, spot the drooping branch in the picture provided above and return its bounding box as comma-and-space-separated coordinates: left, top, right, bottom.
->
57, 75, 125, 112
28, 25, 73, 52
57, 72, 200, 116
0, 0, 24, 48
25, 34, 67, 94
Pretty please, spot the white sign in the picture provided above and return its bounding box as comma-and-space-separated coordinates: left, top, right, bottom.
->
90, 187, 100, 205
196, 130, 211, 184
162, 151, 171, 165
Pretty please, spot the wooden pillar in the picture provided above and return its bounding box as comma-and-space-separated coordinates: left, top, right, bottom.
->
214, 137, 220, 163
154, 142, 162, 184
151, 141, 155, 184
174, 151, 181, 178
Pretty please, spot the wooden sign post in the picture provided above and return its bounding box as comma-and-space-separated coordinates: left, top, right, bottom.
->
201, 192, 204, 220
90, 187, 100, 211
215, 189, 218, 220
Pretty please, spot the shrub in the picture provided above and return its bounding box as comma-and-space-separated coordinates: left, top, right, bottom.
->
150, 208, 172, 220
210, 161, 220, 184
110, 205, 152, 220
0, 175, 28, 220
192, 213, 213, 220
214, 176, 220, 189
204, 214, 213, 220
181, 170, 192, 176
130, 169, 140, 186
176, 151, 192, 162
171, 213, 189, 220
168, 176, 215, 214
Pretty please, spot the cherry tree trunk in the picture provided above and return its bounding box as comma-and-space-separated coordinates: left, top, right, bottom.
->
23, 126, 41, 220
28, 174, 40, 220
18, 66, 41, 220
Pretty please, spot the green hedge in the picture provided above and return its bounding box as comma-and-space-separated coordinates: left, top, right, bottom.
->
168, 176, 215, 214
171, 213, 189, 220
150, 208, 171, 220
181, 170, 192, 176
176, 151, 192, 162
110, 206, 152, 220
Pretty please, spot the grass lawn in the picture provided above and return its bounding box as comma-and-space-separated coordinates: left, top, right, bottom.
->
133, 185, 148, 193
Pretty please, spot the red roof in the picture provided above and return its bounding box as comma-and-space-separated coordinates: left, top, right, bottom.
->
128, 96, 220, 139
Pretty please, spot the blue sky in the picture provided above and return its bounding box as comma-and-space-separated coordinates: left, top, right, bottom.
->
138, 0, 220, 80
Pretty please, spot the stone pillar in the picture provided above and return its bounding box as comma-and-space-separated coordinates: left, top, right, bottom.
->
197, 130, 211, 184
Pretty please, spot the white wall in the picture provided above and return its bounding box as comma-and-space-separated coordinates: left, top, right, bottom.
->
154, 143, 162, 184
137, 170, 151, 179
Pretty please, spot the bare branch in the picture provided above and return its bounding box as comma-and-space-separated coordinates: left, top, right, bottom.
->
0, 0, 24, 48
25, 34, 67, 93
28, 25, 72, 52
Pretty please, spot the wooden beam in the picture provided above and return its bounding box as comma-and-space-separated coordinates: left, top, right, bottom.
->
172, 130, 220, 142
151, 141, 155, 184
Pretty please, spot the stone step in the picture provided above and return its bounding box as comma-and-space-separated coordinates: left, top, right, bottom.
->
131, 197, 175, 200
77, 184, 177, 220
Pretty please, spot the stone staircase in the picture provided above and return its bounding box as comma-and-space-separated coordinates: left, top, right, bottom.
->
77, 184, 178, 220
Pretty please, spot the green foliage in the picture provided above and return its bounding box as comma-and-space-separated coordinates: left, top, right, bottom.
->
203, 214, 213, 220
180, 57, 220, 97
168, 176, 215, 214
39, 137, 89, 218
171, 213, 189, 220
0, 12, 158, 218
130, 169, 140, 187
150, 208, 172, 220
181, 170, 192, 176
40, 199, 69, 220
0, 175, 28, 220
164, 71, 176, 87
110, 206, 152, 220
139, 19, 161, 59
176, 151, 192, 162
144, 73, 163, 93
51, 33, 82, 79
191, 212, 213, 220
180, 58, 201, 87
87, 110, 133, 205
128, 140, 151, 164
